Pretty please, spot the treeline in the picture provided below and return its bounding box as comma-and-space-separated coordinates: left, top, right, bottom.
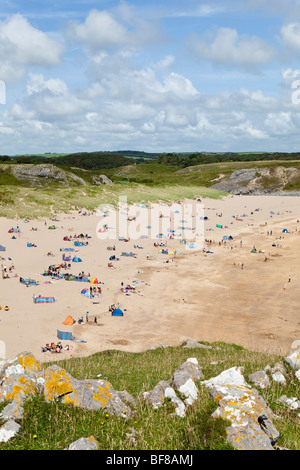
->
156, 152, 300, 167
0, 152, 132, 170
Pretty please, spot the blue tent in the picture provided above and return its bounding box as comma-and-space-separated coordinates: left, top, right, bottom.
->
112, 308, 124, 316
72, 256, 82, 262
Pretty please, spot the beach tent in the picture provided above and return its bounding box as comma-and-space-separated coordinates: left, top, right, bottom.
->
112, 308, 124, 316
81, 288, 92, 297
282, 229, 288, 233
216, 224, 223, 229
57, 330, 75, 340
62, 316, 74, 325
48, 225, 56, 230
72, 256, 82, 262
0, 245, 5, 251
11, 236, 17, 239
90, 277, 98, 284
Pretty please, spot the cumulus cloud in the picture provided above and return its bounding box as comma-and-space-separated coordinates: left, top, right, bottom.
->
280, 22, 300, 58
0, 14, 64, 83
186, 27, 274, 70
66, 9, 131, 51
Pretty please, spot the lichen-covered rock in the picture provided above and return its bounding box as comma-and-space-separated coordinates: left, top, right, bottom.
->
204, 368, 279, 450
248, 370, 271, 389
43, 365, 135, 417
143, 358, 203, 415
0, 352, 43, 381
0, 401, 24, 421
67, 436, 100, 450
43, 365, 76, 401
284, 350, 300, 371
142, 380, 170, 409
278, 395, 300, 410
0, 373, 37, 403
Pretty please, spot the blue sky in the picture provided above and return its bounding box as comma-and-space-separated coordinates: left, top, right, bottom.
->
1, 0, 300, 154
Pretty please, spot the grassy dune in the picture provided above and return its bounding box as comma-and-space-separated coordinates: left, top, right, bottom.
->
0, 183, 226, 219
0, 341, 299, 450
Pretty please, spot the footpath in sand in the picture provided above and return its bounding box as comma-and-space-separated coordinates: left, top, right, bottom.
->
0, 194, 299, 363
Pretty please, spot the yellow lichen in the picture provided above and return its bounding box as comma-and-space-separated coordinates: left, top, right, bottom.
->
93, 382, 112, 407
18, 354, 41, 374
44, 369, 73, 400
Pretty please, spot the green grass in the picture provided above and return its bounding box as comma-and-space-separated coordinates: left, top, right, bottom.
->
0, 341, 298, 450
0, 183, 226, 219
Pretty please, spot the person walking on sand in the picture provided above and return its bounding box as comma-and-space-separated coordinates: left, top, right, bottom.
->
288, 275, 291, 283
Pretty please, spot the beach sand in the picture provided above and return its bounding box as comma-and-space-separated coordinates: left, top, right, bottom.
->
0, 194, 299, 363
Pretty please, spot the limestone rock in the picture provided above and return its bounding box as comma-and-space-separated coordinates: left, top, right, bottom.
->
0, 401, 24, 421
142, 380, 170, 409
284, 350, 300, 371
67, 436, 100, 450
92, 175, 114, 185
43, 365, 135, 417
203, 367, 279, 450
0, 420, 21, 442
164, 387, 186, 417
181, 339, 212, 350
248, 370, 271, 389
202, 366, 248, 388
172, 358, 203, 406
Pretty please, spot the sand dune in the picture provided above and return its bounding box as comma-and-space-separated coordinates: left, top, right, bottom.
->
0, 194, 299, 363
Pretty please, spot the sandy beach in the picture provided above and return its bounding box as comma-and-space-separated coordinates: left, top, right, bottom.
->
0, 194, 299, 363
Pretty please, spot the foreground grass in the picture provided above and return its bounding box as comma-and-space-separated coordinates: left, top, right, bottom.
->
0, 342, 299, 450
0, 183, 227, 219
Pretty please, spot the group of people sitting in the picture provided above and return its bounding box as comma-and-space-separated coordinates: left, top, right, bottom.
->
41, 342, 69, 353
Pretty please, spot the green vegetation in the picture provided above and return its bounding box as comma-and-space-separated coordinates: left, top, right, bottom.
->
0, 342, 298, 450
0, 183, 225, 219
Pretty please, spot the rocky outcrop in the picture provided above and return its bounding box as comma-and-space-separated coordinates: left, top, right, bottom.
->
202, 367, 279, 450
142, 357, 204, 418
210, 166, 300, 195
1, 348, 300, 449
92, 175, 114, 185
0, 352, 136, 443
66, 436, 100, 450
11, 164, 87, 186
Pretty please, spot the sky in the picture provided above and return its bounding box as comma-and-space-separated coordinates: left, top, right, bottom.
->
1, 1, 300, 154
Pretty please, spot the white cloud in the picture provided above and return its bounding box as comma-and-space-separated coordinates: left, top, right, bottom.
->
26, 73, 68, 96
0, 14, 64, 83
187, 27, 274, 70
66, 9, 130, 51
281, 22, 300, 56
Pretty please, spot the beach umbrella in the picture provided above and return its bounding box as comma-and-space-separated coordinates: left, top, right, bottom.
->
90, 277, 98, 284
72, 256, 82, 262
